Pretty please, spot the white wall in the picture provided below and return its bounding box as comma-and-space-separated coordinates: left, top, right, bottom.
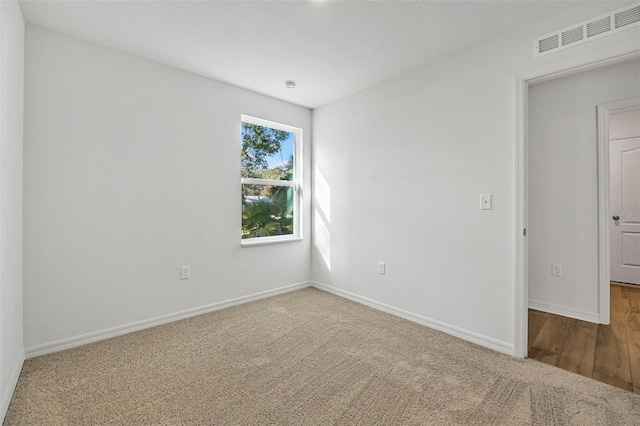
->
23, 25, 312, 351
528, 59, 640, 321
0, 0, 25, 420
311, 3, 640, 354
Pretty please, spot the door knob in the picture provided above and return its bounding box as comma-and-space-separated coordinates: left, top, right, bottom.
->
613, 215, 620, 221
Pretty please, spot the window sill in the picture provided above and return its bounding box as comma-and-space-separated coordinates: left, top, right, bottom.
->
241, 236, 303, 247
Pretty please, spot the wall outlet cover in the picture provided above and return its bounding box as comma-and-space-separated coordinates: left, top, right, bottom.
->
480, 194, 492, 210
181, 266, 191, 280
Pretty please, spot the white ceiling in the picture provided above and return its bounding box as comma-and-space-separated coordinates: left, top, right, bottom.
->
19, 1, 629, 109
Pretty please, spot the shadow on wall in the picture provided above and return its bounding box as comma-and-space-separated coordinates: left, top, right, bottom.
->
314, 166, 331, 270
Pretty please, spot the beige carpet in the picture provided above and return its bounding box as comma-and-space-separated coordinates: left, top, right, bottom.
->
5, 288, 640, 425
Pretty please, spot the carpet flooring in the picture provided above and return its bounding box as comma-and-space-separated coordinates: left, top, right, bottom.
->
5, 288, 640, 425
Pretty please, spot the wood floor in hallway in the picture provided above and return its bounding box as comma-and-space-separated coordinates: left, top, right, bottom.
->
528, 282, 640, 394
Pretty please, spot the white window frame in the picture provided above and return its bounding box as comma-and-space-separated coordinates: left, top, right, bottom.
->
240, 114, 303, 246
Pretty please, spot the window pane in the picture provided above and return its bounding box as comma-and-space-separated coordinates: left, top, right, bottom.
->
241, 122, 294, 180
242, 184, 294, 239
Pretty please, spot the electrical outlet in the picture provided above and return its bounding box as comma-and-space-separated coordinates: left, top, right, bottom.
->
377, 262, 385, 275
480, 194, 492, 210
551, 263, 562, 277
181, 266, 191, 280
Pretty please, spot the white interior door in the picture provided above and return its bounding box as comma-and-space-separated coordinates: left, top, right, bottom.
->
610, 109, 640, 285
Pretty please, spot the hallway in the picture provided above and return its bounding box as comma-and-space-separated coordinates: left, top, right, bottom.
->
528, 283, 640, 394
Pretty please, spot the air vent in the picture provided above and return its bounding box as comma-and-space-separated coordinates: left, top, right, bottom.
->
534, 2, 640, 57
538, 35, 559, 53
615, 5, 640, 28
587, 17, 611, 37
562, 27, 583, 45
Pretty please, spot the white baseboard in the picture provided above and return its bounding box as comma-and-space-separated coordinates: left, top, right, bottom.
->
1, 349, 25, 423
25, 281, 311, 359
311, 282, 514, 356
528, 299, 600, 323
25, 280, 517, 359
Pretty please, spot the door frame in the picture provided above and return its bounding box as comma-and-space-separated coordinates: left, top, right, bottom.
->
601, 99, 640, 293
513, 49, 640, 358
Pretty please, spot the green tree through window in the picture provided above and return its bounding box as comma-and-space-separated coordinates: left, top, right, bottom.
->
240, 119, 300, 241
241, 123, 291, 179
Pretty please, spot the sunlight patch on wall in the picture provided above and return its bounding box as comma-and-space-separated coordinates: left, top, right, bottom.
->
314, 209, 331, 270
314, 166, 331, 223
314, 166, 331, 270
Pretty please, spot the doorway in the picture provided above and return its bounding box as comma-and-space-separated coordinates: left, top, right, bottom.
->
519, 57, 640, 393
607, 105, 640, 287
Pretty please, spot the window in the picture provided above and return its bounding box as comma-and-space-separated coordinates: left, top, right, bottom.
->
240, 115, 302, 245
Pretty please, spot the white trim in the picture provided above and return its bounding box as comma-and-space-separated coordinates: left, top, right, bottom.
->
241, 114, 301, 135
597, 98, 640, 319
529, 299, 600, 324
1, 349, 24, 423
513, 75, 529, 358
241, 178, 295, 187
25, 281, 311, 359
311, 282, 514, 356
241, 235, 303, 246
596, 101, 612, 324
0, 0, 4, 419
514, 46, 640, 358
240, 114, 304, 243
524, 54, 640, 87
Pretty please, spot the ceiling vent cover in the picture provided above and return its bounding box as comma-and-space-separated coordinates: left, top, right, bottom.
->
534, 2, 640, 57
616, 5, 640, 28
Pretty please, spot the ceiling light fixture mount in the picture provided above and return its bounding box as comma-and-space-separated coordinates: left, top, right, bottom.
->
284, 80, 296, 89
